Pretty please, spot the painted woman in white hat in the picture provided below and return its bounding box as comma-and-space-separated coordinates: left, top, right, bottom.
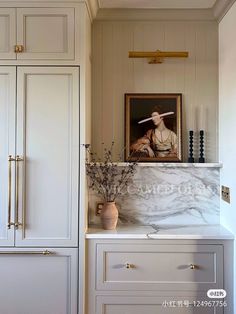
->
130, 111, 177, 158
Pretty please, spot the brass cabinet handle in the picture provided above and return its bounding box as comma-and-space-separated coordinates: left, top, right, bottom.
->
125, 263, 134, 269
190, 264, 196, 270
14, 45, 19, 53
18, 45, 24, 53
14, 45, 24, 53
0, 250, 52, 255
15, 155, 24, 229
8, 155, 15, 229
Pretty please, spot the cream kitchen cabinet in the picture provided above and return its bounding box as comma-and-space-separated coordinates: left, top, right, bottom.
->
0, 7, 75, 60
0, 66, 79, 247
0, 247, 77, 314
87, 235, 234, 314
96, 296, 222, 314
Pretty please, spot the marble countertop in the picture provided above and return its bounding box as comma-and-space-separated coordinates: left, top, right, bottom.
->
86, 224, 234, 240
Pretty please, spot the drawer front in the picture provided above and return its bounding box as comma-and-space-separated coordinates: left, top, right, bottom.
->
96, 244, 223, 291
96, 296, 223, 314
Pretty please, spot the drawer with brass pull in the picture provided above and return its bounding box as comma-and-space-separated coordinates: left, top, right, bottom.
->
96, 243, 223, 291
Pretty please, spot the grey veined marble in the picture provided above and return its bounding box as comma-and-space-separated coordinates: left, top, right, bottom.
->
88, 166, 220, 226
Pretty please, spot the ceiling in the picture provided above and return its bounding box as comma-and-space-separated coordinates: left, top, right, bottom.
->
98, 0, 217, 9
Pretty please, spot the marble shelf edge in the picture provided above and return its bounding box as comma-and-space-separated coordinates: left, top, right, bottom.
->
87, 162, 223, 168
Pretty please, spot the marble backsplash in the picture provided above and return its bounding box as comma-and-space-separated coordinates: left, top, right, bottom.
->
88, 165, 220, 226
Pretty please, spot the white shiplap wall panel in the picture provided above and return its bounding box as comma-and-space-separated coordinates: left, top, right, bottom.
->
112, 23, 134, 158
92, 20, 218, 161
92, 22, 103, 158
102, 24, 114, 148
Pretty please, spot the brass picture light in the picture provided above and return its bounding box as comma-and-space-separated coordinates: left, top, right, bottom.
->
128, 50, 189, 64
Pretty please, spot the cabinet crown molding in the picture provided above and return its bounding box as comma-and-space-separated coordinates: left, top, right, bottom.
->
213, 0, 236, 21
86, 0, 99, 19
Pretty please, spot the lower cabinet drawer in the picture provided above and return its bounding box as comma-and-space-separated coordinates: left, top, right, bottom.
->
0, 248, 77, 314
96, 243, 223, 291
96, 296, 224, 314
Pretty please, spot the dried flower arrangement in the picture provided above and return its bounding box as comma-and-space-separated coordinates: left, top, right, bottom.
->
84, 142, 138, 202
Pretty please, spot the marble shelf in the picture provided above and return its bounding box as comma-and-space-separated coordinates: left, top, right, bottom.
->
112, 162, 222, 168
88, 162, 222, 168
86, 224, 234, 240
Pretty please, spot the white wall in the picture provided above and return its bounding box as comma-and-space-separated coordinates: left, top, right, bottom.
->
219, 2, 236, 307
92, 19, 218, 161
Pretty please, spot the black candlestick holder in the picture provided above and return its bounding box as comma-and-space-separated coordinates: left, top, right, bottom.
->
188, 130, 194, 163
199, 130, 205, 163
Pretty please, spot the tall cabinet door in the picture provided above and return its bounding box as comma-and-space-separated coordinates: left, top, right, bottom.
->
0, 67, 16, 246
0, 9, 16, 59
15, 67, 79, 247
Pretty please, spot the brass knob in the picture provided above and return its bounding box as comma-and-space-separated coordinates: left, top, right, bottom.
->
125, 263, 135, 269
18, 45, 24, 53
14, 45, 19, 53
190, 264, 196, 270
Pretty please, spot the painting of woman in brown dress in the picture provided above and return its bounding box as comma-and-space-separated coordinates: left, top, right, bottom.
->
125, 93, 182, 162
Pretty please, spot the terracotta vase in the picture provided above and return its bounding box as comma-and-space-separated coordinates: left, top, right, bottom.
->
100, 201, 118, 230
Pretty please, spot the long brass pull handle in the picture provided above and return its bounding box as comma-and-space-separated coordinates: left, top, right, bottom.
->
15, 155, 24, 229
8, 155, 15, 229
0, 250, 52, 255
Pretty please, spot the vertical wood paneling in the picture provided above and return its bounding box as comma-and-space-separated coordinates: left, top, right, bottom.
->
92, 22, 103, 157
102, 23, 114, 148
183, 22, 197, 160
92, 20, 218, 162
163, 22, 186, 93
205, 23, 219, 162
112, 22, 134, 159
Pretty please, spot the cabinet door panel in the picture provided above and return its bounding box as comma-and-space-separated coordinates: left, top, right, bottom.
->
17, 8, 75, 60
0, 9, 16, 59
96, 243, 223, 291
0, 67, 16, 245
0, 248, 77, 314
16, 67, 79, 247
97, 296, 222, 314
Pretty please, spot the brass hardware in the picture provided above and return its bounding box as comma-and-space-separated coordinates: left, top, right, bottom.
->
8, 155, 15, 229
18, 45, 24, 53
14, 45, 24, 53
190, 264, 196, 270
14, 45, 19, 53
15, 155, 24, 229
125, 263, 134, 269
0, 250, 52, 255
129, 50, 189, 64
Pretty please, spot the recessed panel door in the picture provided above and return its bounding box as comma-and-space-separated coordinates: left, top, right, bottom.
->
16, 8, 75, 60
0, 67, 16, 245
0, 248, 78, 314
16, 67, 79, 247
0, 9, 16, 59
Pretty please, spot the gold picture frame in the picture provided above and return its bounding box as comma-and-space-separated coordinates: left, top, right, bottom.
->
125, 93, 182, 162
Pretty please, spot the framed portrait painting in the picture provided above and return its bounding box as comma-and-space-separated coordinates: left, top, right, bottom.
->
125, 93, 182, 162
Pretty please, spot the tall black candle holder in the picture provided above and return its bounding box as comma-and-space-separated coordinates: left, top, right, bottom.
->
188, 130, 194, 163
199, 130, 205, 163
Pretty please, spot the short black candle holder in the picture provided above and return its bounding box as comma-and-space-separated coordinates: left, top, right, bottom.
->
199, 130, 205, 163
188, 130, 194, 163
